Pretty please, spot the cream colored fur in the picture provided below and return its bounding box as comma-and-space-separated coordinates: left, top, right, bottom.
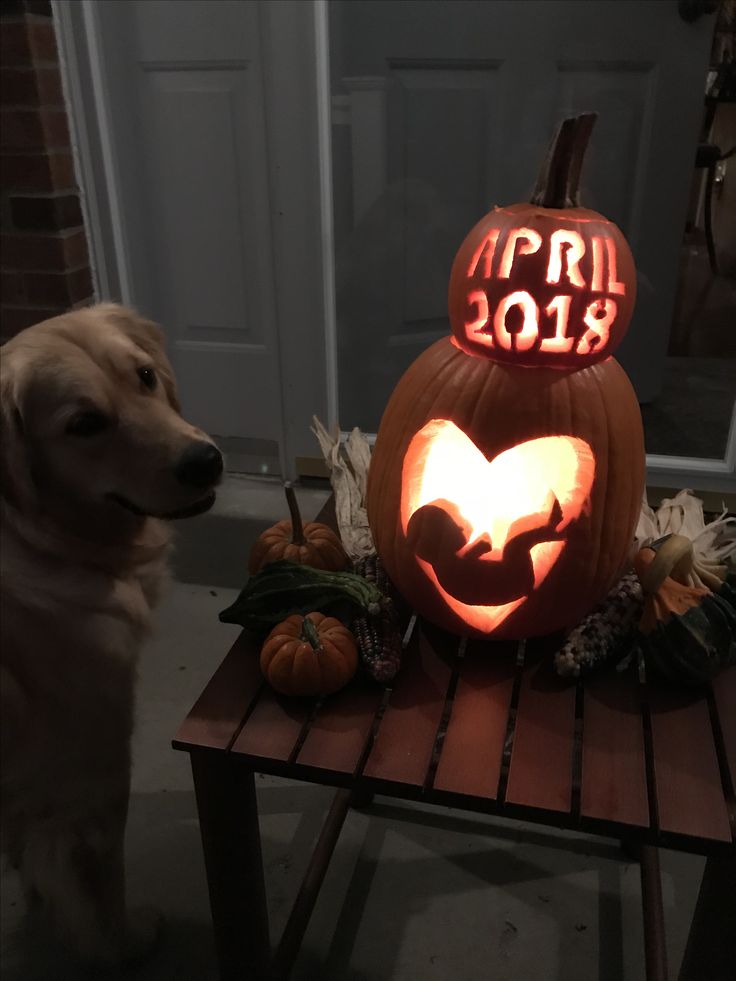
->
0, 304, 218, 962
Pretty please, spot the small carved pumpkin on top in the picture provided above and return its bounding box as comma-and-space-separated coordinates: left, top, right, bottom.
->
447, 113, 636, 369
260, 612, 358, 696
249, 483, 348, 574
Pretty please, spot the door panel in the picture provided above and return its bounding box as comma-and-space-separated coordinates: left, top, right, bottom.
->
93, 0, 283, 444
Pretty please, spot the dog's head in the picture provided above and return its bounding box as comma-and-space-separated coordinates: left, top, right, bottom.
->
1, 304, 222, 525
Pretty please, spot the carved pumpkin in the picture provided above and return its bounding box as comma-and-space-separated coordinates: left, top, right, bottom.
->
260, 612, 358, 696
249, 483, 348, 574
367, 338, 644, 639
448, 114, 636, 369
367, 114, 645, 640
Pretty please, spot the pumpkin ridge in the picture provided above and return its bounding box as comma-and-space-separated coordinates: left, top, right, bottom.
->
587, 362, 611, 593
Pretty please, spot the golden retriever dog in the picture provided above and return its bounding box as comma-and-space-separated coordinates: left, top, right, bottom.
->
0, 304, 222, 963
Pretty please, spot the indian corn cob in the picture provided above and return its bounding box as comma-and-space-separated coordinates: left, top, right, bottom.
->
352, 555, 403, 683
554, 571, 643, 679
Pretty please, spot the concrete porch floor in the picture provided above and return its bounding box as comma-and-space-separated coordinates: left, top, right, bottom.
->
0, 478, 704, 980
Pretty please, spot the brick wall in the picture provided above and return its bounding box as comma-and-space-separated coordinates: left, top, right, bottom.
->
1, 0, 94, 341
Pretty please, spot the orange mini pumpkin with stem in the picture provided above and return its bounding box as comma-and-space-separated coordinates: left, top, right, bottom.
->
249, 482, 348, 574
260, 612, 358, 697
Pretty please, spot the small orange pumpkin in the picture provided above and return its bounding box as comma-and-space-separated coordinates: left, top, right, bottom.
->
260, 612, 358, 696
249, 482, 348, 574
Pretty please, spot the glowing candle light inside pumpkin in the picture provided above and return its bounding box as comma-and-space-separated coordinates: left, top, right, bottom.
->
546, 229, 586, 288
399, 420, 596, 634
467, 228, 500, 278
497, 227, 543, 279
493, 290, 539, 351
540, 295, 574, 353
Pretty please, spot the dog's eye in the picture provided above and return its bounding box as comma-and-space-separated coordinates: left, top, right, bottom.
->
66, 411, 109, 438
138, 366, 156, 391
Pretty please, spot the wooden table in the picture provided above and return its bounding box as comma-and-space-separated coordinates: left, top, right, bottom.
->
174, 518, 735, 981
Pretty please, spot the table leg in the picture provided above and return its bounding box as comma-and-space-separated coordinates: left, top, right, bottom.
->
679, 850, 736, 981
639, 845, 669, 981
190, 750, 271, 981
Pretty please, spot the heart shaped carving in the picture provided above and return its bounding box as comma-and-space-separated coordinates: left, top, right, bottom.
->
400, 421, 595, 633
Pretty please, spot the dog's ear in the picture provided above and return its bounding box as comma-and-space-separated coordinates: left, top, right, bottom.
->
0, 355, 35, 511
99, 304, 181, 412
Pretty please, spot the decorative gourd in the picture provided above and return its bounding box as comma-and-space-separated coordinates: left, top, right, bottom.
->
220, 559, 384, 632
635, 535, 736, 686
448, 114, 636, 369
249, 482, 348, 573
367, 113, 645, 640
260, 612, 358, 696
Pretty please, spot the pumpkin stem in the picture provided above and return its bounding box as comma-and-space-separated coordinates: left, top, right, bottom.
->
530, 112, 598, 209
284, 481, 306, 545
300, 615, 322, 651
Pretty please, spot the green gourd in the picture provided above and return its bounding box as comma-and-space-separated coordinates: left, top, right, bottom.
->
635, 535, 736, 686
220, 560, 386, 633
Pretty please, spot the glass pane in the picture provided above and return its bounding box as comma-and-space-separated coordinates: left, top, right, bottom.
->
328, 0, 735, 460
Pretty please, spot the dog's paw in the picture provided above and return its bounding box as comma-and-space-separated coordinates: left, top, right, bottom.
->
121, 906, 164, 966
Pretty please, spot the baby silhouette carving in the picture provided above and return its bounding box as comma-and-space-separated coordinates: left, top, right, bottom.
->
406, 494, 565, 606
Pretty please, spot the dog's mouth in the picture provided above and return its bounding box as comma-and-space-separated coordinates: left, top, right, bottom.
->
107, 490, 217, 520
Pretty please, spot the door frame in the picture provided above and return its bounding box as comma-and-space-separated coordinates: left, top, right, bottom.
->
55, 0, 735, 494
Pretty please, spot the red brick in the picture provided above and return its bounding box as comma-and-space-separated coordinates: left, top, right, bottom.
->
1, 108, 42, 147
1, 108, 69, 149
35, 66, 63, 105
67, 265, 93, 303
27, 21, 56, 62
9, 191, 82, 230
1, 228, 87, 271
0, 22, 31, 67
22, 264, 92, 305
0, 150, 75, 191
0, 303, 63, 339
1, 269, 26, 303
63, 229, 88, 268
21, 269, 69, 304
0, 68, 39, 106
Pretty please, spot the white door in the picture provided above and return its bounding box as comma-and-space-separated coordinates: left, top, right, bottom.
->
80, 0, 298, 465
327, 0, 717, 429
64, 1, 727, 483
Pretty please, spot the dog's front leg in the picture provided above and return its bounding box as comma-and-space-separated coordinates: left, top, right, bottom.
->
22, 793, 161, 964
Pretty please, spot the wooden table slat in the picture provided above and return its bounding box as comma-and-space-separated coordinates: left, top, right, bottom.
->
433, 639, 518, 799
581, 671, 649, 828
712, 666, 736, 794
173, 632, 263, 751
648, 685, 732, 843
362, 622, 457, 787
296, 682, 385, 776
231, 686, 314, 764
505, 636, 577, 814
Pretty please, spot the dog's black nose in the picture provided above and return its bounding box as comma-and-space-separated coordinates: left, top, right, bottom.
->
175, 442, 223, 488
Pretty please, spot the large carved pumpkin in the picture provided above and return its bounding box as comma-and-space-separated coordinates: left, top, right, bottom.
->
367, 114, 645, 640
367, 338, 643, 638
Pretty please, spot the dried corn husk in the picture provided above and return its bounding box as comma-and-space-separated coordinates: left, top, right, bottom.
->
311, 416, 374, 561
635, 489, 735, 572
